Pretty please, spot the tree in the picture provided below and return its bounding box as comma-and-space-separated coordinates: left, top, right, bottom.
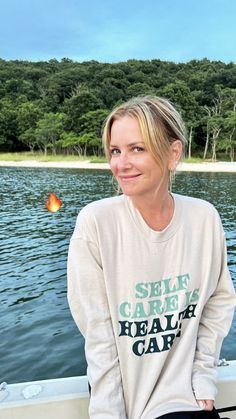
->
19, 128, 37, 152
78, 109, 110, 138
160, 80, 201, 158
0, 57, 235, 157
202, 87, 235, 160
126, 82, 156, 98
99, 79, 125, 108
0, 98, 19, 150
222, 111, 236, 161
202, 108, 211, 160
203, 97, 223, 161
58, 132, 83, 155
59, 132, 103, 156
63, 87, 103, 133
17, 101, 44, 134
208, 115, 224, 161
76, 133, 102, 156
35, 113, 65, 155
5, 79, 36, 101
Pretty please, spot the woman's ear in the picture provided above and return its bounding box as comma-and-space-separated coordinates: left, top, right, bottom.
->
168, 140, 183, 171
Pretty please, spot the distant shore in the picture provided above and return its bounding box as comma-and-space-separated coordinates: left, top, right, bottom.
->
0, 160, 236, 172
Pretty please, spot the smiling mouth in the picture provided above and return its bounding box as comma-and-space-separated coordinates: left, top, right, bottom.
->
119, 174, 141, 181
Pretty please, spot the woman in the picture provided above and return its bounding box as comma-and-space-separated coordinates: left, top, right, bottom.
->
67, 96, 236, 419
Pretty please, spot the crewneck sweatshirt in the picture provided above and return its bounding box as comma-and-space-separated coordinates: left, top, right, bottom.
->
67, 193, 236, 419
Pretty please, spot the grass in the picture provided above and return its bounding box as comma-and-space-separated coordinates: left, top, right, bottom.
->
182, 157, 204, 163
0, 151, 97, 162
89, 156, 107, 163
0, 151, 233, 164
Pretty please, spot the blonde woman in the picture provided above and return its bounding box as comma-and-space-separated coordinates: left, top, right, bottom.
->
67, 97, 235, 419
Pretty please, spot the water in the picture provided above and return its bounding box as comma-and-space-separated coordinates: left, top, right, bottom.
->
0, 167, 235, 384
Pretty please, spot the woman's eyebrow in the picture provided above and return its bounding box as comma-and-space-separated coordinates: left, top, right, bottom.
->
109, 141, 145, 148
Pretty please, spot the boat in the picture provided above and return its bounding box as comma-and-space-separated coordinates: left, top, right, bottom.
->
0, 360, 236, 419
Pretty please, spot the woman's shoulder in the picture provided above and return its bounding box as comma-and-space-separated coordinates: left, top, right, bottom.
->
75, 195, 125, 226
80, 195, 125, 216
71, 195, 125, 241
174, 193, 221, 226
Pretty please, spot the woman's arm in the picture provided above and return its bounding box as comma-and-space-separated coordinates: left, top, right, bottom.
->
67, 235, 127, 419
192, 223, 236, 403
196, 400, 214, 411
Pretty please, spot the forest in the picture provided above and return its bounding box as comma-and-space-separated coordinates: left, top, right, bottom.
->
0, 57, 235, 160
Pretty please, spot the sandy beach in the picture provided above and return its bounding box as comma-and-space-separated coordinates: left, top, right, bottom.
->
0, 160, 236, 172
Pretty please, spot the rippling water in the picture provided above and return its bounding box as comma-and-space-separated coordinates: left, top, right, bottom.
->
0, 167, 235, 384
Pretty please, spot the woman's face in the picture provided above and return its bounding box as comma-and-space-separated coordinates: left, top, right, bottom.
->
109, 115, 170, 199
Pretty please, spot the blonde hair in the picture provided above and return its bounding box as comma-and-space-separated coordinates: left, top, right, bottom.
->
102, 96, 187, 177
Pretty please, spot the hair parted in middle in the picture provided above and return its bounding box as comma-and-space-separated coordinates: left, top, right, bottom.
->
102, 96, 187, 177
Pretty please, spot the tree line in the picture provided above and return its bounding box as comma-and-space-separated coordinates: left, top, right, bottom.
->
0, 57, 235, 160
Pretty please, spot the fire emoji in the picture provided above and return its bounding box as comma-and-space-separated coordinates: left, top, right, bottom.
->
45, 192, 62, 213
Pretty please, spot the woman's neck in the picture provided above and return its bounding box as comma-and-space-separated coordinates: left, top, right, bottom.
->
130, 191, 174, 232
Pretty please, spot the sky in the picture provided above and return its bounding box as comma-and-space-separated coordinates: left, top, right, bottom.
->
0, 0, 235, 64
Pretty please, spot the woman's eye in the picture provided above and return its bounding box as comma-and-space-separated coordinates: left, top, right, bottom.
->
110, 148, 120, 155
110, 146, 144, 155
133, 146, 144, 152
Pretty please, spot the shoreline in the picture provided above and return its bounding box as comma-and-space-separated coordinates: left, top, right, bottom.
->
0, 160, 236, 172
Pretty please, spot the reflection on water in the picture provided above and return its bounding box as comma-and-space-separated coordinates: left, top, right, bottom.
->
0, 167, 235, 384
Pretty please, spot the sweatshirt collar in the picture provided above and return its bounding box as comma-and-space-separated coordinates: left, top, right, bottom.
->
124, 193, 182, 243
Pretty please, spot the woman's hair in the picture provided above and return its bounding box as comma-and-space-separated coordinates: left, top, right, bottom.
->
102, 96, 187, 175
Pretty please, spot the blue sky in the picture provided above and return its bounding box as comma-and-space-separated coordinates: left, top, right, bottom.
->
1, 0, 235, 63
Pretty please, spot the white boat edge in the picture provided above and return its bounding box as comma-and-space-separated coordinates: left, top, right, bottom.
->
0, 360, 236, 419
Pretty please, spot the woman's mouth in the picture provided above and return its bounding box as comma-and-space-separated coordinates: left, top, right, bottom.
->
119, 174, 141, 181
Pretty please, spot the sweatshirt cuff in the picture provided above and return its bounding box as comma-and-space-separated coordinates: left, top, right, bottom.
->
192, 376, 217, 401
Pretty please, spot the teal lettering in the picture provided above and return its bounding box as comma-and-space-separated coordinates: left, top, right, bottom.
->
119, 302, 131, 318
148, 299, 164, 315
132, 302, 147, 318
149, 281, 162, 297
163, 278, 177, 294
177, 273, 190, 290
184, 289, 199, 308
135, 282, 149, 298
184, 291, 192, 306
191, 288, 199, 302
165, 295, 179, 312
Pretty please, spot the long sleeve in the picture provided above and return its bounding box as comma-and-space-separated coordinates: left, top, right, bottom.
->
191, 220, 236, 401
67, 210, 127, 418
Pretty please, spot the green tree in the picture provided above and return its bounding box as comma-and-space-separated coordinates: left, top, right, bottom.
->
63, 87, 103, 133
17, 101, 44, 134
99, 79, 124, 108
58, 132, 83, 155
208, 115, 224, 161
0, 98, 18, 150
160, 80, 201, 158
222, 111, 236, 161
78, 109, 110, 138
76, 133, 102, 156
35, 112, 65, 155
126, 82, 156, 98
19, 128, 37, 152
5, 79, 36, 101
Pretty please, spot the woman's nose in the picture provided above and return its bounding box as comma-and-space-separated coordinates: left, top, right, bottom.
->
117, 152, 132, 169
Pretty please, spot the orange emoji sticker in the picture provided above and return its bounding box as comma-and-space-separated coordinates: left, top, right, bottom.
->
45, 192, 62, 213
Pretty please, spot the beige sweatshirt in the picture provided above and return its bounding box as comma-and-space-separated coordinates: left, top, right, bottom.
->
67, 193, 236, 419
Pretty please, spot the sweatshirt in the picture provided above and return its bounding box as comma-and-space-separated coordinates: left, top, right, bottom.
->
67, 193, 236, 419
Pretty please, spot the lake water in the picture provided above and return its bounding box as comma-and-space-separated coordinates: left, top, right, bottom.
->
0, 167, 235, 384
